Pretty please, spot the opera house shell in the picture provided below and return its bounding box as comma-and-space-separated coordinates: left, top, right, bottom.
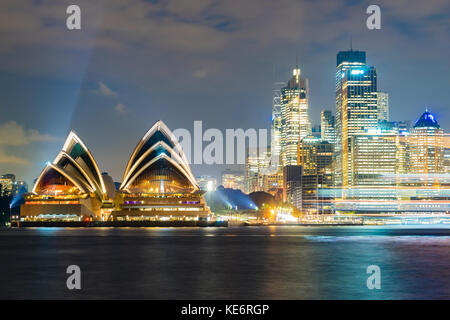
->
20, 121, 210, 224
20, 131, 115, 222
111, 121, 210, 221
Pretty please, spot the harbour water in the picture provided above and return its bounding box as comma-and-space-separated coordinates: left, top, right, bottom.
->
0, 225, 449, 299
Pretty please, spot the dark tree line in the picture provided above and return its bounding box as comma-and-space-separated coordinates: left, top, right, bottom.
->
0, 196, 12, 226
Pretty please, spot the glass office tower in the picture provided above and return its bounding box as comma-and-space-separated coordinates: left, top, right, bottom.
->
271, 81, 286, 168
335, 50, 378, 188
409, 111, 445, 177
377, 91, 389, 122
280, 65, 311, 166
321, 110, 336, 144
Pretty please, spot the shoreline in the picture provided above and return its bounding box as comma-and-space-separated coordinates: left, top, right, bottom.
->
5, 221, 450, 228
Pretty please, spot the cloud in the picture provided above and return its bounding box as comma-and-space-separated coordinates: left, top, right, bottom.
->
192, 68, 209, 79
0, 121, 60, 146
114, 103, 127, 114
0, 121, 60, 168
0, 0, 448, 82
0, 149, 29, 165
94, 82, 117, 97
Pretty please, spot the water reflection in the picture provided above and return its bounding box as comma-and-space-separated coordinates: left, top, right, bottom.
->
0, 226, 449, 299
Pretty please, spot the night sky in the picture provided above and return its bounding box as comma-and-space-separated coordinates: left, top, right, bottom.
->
0, 0, 449, 185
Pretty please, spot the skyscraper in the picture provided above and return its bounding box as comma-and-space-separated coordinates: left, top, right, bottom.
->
271, 81, 286, 168
397, 120, 412, 135
350, 126, 398, 187
444, 148, 450, 174
377, 91, 389, 122
221, 169, 245, 191
0, 174, 15, 197
343, 121, 399, 208
13, 180, 28, 196
195, 176, 217, 192
259, 170, 284, 195
409, 111, 444, 176
321, 110, 336, 144
298, 135, 322, 175
298, 136, 334, 213
245, 147, 270, 193
335, 50, 378, 187
280, 64, 311, 166
283, 165, 302, 209
396, 120, 413, 175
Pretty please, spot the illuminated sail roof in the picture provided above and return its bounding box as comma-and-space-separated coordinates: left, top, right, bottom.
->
121, 120, 198, 193
32, 131, 107, 199
33, 164, 89, 195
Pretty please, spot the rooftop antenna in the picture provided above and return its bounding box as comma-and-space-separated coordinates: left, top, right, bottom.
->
294, 56, 300, 82
350, 36, 353, 51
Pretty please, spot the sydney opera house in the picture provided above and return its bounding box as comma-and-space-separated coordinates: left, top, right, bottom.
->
20, 121, 210, 224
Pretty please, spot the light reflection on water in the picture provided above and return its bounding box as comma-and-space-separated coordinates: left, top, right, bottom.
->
0, 226, 449, 299
303, 235, 450, 243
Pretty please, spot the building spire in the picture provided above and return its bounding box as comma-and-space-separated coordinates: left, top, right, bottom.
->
350, 36, 353, 51
293, 56, 300, 82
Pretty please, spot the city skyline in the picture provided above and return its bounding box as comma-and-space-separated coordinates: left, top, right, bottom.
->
2, 52, 447, 187
0, 0, 449, 186
2, 0, 450, 303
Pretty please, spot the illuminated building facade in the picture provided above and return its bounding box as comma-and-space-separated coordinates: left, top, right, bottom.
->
335, 50, 378, 187
0, 174, 15, 197
283, 165, 302, 209
396, 121, 412, 174
271, 81, 286, 168
112, 121, 210, 221
409, 111, 444, 177
444, 148, 450, 173
245, 147, 270, 193
13, 180, 28, 195
321, 110, 336, 144
280, 65, 311, 166
221, 169, 245, 190
298, 135, 321, 175
349, 133, 397, 202
351, 126, 398, 187
21, 132, 111, 222
398, 120, 412, 135
259, 169, 284, 195
338, 122, 400, 210
298, 136, 334, 213
196, 175, 217, 192
377, 91, 389, 122
335, 117, 450, 214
